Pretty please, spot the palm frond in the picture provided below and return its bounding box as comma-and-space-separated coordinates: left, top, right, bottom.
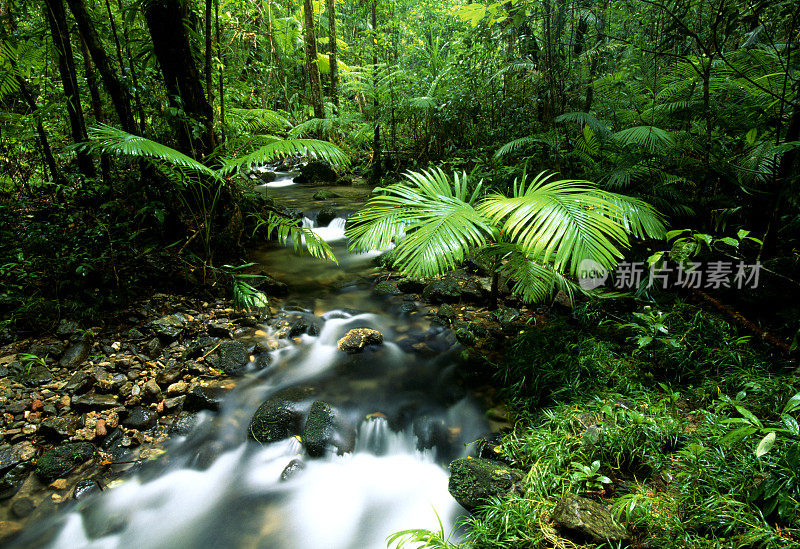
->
225, 108, 292, 134
252, 212, 337, 264
485, 243, 581, 304
82, 124, 219, 177
220, 139, 348, 174
346, 168, 492, 278
555, 111, 612, 139
478, 172, 664, 276
612, 125, 674, 153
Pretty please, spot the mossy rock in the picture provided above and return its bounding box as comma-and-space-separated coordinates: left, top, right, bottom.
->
312, 190, 339, 201
301, 400, 355, 457
337, 328, 384, 353
248, 386, 317, 443
552, 493, 628, 543
374, 281, 402, 296
448, 457, 525, 512
422, 278, 463, 304
35, 442, 95, 483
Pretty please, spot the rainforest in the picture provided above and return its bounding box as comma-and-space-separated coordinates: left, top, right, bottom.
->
0, 0, 799, 547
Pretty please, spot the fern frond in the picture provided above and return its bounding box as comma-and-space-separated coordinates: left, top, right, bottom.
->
612, 126, 674, 153
225, 108, 292, 134
220, 139, 348, 174
252, 212, 337, 263
83, 124, 219, 177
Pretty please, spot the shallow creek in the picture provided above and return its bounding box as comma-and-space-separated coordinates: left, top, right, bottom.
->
8, 175, 489, 549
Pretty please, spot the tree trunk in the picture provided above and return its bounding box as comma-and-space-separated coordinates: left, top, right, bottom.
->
302, 0, 325, 119
116, 0, 146, 131
44, 0, 95, 178
144, 0, 215, 159
371, 0, 381, 181
325, 0, 339, 107
79, 36, 110, 180
66, 0, 136, 132
204, 0, 213, 100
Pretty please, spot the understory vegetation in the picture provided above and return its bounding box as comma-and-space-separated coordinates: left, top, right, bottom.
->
1, 0, 800, 546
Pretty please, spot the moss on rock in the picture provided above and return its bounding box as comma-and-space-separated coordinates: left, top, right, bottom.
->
448, 457, 525, 512
35, 442, 95, 483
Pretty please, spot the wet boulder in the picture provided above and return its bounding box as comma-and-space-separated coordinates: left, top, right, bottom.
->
39, 416, 81, 440
316, 207, 338, 227
280, 458, 306, 481
252, 272, 289, 297
374, 281, 402, 296
14, 363, 54, 387
422, 278, 463, 304
147, 314, 188, 343
301, 400, 356, 457
248, 386, 317, 443
312, 190, 339, 201
552, 493, 628, 543
122, 407, 158, 430
207, 340, 249, 376
35, 442, 95, 483
272, 311, 322, 339
59, 341, 91, 369
448, 458, 526, 513
336, 329, 384, 353
294, 161, 338, 184
183, 385, 229, 412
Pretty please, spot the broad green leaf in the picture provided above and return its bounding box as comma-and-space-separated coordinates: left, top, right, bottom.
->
755, 432, 776, 457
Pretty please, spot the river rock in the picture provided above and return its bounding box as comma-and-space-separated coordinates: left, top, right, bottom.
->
207, 322, 232, 339
64, 371, 94, 394
448, 458, 526, 512
0, 443, 36, 474
35, 442, 95, 483
122, 407, 158, 430
312, 190, 339, 201
294, 161, 338, 184
142, 379, 163, 402
10, 497, 34, 518
337, 329, 383, 353
316, 207, 338, 226
552, 493, 628, 543
39, 416, 81, 440
56, 319, 80, 338
72, 393, 120, 411
248, 386, 316, 443
207, 341, 249, 376
0, 463, 30, 500
156, 366, 184, 386
183, 386, 228, 412
147, 314, 187, 343
16, 364, 53, 387
59, 342, 91, 369
166, 381, 188, 396
396, 278, 427, 293
374, 281, 402, 296
422, 275, 484, 304
280, 458, 306, 481
273, 312, 322, 339
302, 401, 356, 457
141, 337, 161, 358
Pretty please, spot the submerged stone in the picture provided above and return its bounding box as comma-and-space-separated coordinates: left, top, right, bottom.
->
280, 459, 306, 481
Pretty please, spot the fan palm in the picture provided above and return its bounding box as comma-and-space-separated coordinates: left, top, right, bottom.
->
346, 168, 666, 304
81, 123, 347, 263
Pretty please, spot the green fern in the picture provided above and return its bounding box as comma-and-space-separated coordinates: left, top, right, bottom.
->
251, 212, 338, 264
220, 139, 348, 175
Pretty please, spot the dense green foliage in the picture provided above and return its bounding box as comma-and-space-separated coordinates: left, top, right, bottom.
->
1, 0, 799, 545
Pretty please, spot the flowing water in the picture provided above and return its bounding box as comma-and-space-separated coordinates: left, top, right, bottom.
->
8, 176, 488, 549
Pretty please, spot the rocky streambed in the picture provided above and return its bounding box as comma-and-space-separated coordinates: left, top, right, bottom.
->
0, 176, 549, 548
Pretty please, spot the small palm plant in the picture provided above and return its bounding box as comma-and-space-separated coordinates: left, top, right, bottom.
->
346, 167, 665, 304
81, 123, 346, 265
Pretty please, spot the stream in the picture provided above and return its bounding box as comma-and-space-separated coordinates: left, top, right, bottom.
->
7, 174, 489, 548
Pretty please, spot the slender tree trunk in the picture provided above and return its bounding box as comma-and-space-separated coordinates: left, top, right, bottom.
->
79, 36, 110, 180
44, 0, 95, 178
302, 0, 325, 118
216, 0, 224, 143
144, 0, 215, 158
325, 0, 339, 107
66, 0, 136, 132
204, 0, 213, 100
371, 0, 381, 181
116, 0, 146, 131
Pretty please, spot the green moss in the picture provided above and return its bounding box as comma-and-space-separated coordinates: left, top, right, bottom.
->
35, 442, 95, 482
